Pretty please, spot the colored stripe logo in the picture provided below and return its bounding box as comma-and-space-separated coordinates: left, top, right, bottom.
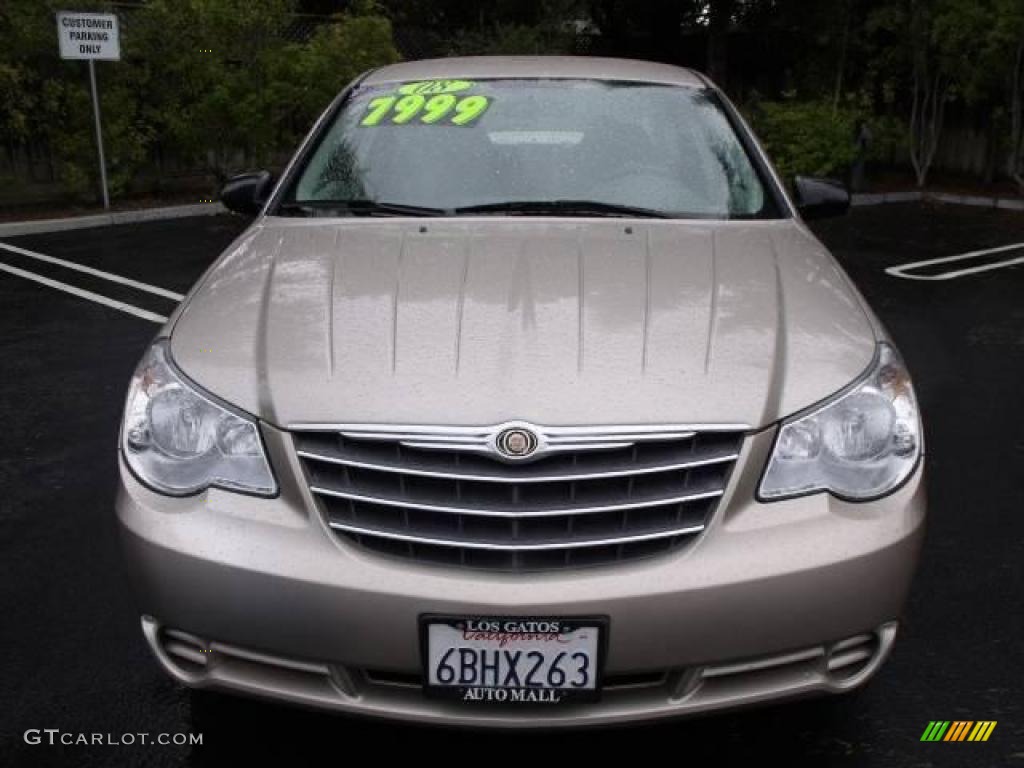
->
920, 721, 997, 742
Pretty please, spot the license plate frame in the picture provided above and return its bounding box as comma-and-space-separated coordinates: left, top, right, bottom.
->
419, 614, 609, 704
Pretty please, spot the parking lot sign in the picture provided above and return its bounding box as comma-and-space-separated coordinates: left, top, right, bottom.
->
56, 11, 120, 209
56, 11, 120, 61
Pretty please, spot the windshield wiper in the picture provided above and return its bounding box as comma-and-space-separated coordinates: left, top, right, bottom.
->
454, 200, 671, 219
276, 200, 448, 217
276, 199, 671, 219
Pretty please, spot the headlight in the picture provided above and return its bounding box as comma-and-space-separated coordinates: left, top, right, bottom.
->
121, 340, 277, 496
759, 343, 921, 501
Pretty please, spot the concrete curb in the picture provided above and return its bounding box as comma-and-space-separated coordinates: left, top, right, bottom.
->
0, 202, 226, 237
852, 190, 1024, 210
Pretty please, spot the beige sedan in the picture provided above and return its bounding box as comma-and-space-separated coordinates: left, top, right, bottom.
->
117, 56, 924, 727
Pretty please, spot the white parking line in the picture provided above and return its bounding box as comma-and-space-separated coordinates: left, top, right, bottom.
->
886, 242, 1024, 281
0, 262, 168, 324
0, 241, 185, 300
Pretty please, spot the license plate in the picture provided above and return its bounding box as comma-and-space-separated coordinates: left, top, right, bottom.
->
421, 615, 605, 704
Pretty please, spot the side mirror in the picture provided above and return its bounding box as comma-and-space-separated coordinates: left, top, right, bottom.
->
220, 171, 275, 217
793, 176, 850, 220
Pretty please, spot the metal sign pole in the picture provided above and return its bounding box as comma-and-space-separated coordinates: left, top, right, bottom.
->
87, 59, 110, 210
57, 11, 119, 209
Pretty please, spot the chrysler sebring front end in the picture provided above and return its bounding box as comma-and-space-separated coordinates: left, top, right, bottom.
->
116, 56, 924, 727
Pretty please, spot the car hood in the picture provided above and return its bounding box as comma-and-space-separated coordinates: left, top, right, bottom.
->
170, 218, 876, 430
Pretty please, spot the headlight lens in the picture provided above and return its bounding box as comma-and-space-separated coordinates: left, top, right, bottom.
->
121, 340, 276, 496
760, 343, 921, 501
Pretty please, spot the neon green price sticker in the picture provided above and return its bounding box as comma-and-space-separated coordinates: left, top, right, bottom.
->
361, 81, 491, 127
397, 80, 474, 95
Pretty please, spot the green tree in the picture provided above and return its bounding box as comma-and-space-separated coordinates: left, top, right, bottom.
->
750, 98, 861, 180
0, 0, 400, 201
127, 0, 399, 181
268, 3, 401, 141
125, 0, 297, 181
0, 0, 149, 198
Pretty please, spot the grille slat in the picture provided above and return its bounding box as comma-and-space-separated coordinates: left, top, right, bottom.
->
295, 446, 739, 483
294, 425, 743, 571
327, 520, 706, 550
309, 485, 723, 518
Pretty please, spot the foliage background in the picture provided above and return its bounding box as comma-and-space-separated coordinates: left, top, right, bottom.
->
0, 0, 400, 204
2, 0, 1024, 208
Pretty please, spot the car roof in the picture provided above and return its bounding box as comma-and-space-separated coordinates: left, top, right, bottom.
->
362, 56, 708, 89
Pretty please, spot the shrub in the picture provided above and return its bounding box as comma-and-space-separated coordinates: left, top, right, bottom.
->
864, 113, 908, 167
0, 0, 402, 200
268, 9, 402, 152
748, 99, 861, 182
451, 22, 577, 56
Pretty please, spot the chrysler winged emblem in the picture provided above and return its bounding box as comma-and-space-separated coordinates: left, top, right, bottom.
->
495, 426, 539, 459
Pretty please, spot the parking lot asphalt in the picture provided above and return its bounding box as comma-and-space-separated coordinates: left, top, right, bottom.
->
0, 204, 1021, 767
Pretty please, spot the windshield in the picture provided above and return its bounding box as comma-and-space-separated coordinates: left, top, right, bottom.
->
281, 78, 778, 219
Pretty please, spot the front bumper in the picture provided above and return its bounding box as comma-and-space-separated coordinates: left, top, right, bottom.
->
117, 426, 925, 727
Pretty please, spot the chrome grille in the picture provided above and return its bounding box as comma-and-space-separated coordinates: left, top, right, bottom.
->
293, 424, 744, 571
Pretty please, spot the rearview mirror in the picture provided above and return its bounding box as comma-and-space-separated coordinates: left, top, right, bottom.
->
220, 171, 275, 217
793, 176, 850, 220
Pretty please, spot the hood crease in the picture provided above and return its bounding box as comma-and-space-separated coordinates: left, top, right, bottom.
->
170, 219, 877, 429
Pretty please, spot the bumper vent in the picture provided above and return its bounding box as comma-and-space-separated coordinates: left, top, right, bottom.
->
826, 633, 879, 680
292, 424, 743, 571
160, 628, 211, 674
